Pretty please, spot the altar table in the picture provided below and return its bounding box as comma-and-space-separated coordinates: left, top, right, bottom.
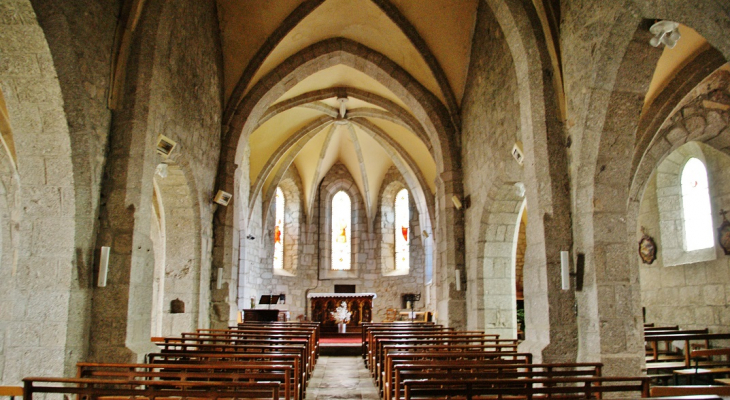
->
307, 293, 376, 331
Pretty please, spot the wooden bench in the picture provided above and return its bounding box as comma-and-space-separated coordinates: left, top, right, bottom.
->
23, 377, 281, 400
0, 386, 22, 400
368, 332, 499, 372
383, 352, 533, 399
178, 331, 317, 365
673, 348, 730, 384
645, 333, 730, 367
362, 325, 447, 361
376, 342, 520, 387
645, 329, 710, 362
146, 351, 305, 400
651, 385, 730, 398
156, 341, 311, 374
400, 375, 651, 400
392, 362, 603, 400
75, 362, 293, 400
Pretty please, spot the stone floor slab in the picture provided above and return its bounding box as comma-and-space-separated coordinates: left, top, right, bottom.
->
305, 355, 378, 400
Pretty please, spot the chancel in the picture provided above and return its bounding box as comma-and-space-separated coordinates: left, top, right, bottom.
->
1, 1, 730, 398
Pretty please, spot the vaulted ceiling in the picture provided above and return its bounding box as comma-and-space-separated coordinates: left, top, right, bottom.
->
214, 1, 712, 229
217, 0, 478, 226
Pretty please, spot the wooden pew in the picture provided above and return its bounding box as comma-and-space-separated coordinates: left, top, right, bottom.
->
651, 385, 730, 398
361, 324, 446, 361
376, 341, 519, 386
75, 362, 293, 400
236, 322, 321, 344
673, 348, 730, 384
179, 331, 317, 365
155, 340, 312, 375
391, 362, 602, 400
645, 332, 730, 367
0, 386, 22, 400
369, 333, 501, 374
23, 377, 281, 400
400, 375, 651, 400
645, 329, 710, 362
384, 354, 532, 400
147, 350, 306, 400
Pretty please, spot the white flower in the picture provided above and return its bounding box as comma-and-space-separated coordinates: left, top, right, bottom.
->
330, 301, 351, 324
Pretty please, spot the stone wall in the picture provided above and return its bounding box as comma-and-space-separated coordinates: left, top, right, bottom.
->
29, 0, 120, 371
638, 78, 730, 332
240, 163, 426, 322
89, 0, 221, 361
0, 0, 77, 383
460, 1, 523, 334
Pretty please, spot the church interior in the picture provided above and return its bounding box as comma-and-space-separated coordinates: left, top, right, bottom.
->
1, 0, 730, 395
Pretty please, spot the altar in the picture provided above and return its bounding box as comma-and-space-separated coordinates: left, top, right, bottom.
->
307, 293, 376, 333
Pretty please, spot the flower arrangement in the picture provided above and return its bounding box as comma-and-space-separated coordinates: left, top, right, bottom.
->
330, 301, 351, 324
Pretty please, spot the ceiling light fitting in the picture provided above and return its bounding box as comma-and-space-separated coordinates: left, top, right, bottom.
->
337, 96, 348, 118
649, 20, 681, 48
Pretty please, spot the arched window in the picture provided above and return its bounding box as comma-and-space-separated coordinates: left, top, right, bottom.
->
680, 158, 714, 251
395, 189, 409, 271
273, 187, 284, 270
331, 191, 351, 270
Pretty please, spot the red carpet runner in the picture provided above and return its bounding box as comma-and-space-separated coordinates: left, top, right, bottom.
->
319, 337, 362, 344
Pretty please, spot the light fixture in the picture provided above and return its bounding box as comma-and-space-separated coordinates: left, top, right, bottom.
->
213, 190, 232, 206
155, 163, 168, 178
337, 96, 348, 118
451, 195, 462, 210
422, 230, 429, 238
649, 20, 681, 48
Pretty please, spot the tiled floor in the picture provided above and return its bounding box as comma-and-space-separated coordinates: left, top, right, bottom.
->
305, 355, 380, 400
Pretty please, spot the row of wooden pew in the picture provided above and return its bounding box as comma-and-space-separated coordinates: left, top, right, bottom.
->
362, 322, 730, 400
362, 322, 656, 400
21, 321, 321, 400
644, 323, 730, 386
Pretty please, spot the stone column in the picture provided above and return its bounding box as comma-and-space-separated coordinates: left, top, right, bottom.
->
210, 146, 240, 329
436, 170, 466, 329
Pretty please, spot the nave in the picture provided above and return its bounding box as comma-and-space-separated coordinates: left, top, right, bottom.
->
305, 356, 379, 400
12, 321, 730, 400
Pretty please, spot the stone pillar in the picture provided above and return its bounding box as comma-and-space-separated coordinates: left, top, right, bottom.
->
89, 106, 159, 362
436, 170, 466, 329
210, 146, 240, 329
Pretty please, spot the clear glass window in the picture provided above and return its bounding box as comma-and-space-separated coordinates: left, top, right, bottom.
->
331, 191, 351, 270
395, 189, 409, 271
273, 187, 284, 269
680, 158, 714, 251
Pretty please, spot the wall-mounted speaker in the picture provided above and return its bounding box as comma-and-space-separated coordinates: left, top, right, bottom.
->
560, 250, 570, 290
575, 253, 585, 292
156, 134, 177, 157
214, 190, 232, 206
98, 246, 110, 287
512, 141, 524, 165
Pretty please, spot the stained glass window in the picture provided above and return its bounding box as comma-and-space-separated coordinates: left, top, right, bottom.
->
273, 187, 284, 270
331, 191, 351, 270
681, 158, 714, 251
395, 189, 409, 271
